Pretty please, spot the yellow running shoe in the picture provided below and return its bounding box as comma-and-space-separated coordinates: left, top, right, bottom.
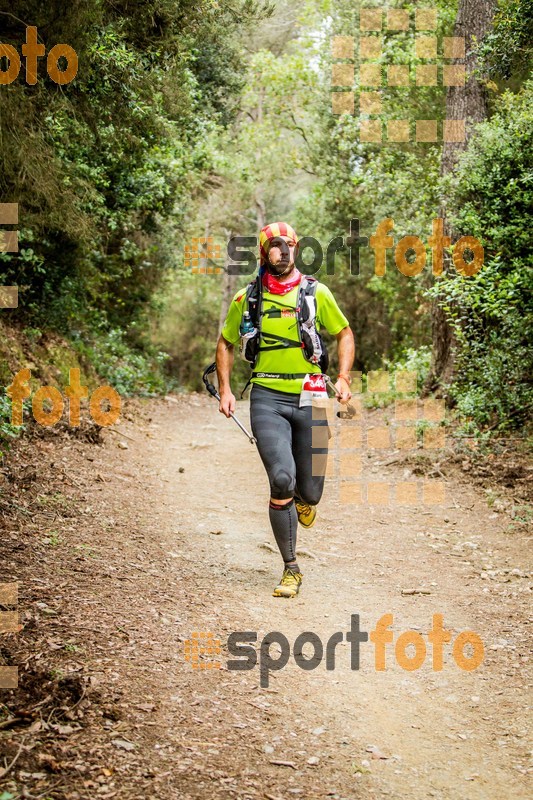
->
295, 500, 317, 528
272, 567, 303, 598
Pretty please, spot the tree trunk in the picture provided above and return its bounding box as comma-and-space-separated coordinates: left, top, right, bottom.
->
425, 0, 496, 395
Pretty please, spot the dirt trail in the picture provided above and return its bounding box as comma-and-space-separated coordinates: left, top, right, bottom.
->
1, 394, 531, 800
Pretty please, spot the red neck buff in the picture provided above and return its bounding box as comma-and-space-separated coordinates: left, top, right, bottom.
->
262, 267, 302, 295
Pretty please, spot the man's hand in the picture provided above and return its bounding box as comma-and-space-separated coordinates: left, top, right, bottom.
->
334, 377, 352, 404
335, 327, 355, 404
219, 390, 236, 418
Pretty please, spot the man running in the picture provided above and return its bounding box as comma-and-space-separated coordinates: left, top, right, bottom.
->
216, 222, 354, 598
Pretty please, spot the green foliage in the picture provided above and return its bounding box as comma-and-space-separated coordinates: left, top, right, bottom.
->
44, 530, 62, 547
1, 0, 530, 442
154, 271, 256, 392
432, 257, 532, 430
387, 346, 432, 391
0, 394, 23, 458
22, 326, 43, 344
362, 346, 432, 407
160, 0, 459, 382
292, 0, 456, 370
477, 0, 533, 81
73, 328, 170, 397
432, 83, 533, 431
0, 0, 274, 383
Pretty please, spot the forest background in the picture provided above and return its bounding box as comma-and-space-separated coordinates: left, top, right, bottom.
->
0, 0, 531, 446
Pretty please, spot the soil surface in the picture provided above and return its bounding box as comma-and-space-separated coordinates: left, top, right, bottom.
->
0, 394, 531, 800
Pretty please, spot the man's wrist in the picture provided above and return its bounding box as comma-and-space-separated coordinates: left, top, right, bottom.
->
337, 372, 352, 386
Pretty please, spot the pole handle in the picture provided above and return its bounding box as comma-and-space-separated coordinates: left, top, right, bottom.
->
324, 375, 358, 419
202, 361, 256, 445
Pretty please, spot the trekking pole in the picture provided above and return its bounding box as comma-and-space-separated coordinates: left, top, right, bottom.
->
324, 375, 358, 419
202, 362, 257, 445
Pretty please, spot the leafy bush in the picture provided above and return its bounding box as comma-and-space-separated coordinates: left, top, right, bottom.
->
360, 346, 432, 408
0, 394, 24, 460
433, 83, 533, 432
73, 328, 170, 397
477, 0, 533, 81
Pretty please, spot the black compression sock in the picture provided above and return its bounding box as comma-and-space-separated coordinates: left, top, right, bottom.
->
285, 561, 300, 573
268, 499, 298, 563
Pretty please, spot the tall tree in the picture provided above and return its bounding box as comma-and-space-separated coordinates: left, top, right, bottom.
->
425, 0, 496, 394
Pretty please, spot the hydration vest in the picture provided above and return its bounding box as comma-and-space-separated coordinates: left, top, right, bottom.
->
239, 274, 329, 389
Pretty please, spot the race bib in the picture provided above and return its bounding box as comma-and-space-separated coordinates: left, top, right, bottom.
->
299, 373, 328, 408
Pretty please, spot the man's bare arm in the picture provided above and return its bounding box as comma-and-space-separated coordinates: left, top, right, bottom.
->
334, 326, 355, 402
215, 334, 236, 417
336, 326, 355, 374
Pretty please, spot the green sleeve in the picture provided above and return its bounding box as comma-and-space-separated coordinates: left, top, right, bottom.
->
316, 283, 350, 335
221, 287, 247, 345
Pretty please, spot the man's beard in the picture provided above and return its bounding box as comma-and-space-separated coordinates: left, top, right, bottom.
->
266, 259, 294, 277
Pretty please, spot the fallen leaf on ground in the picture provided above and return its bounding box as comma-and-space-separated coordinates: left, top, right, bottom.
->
111, 739, 136, 751
366, 745, 388, 760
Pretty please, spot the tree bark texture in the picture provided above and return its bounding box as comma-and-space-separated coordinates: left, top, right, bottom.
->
425, 0, 496, 395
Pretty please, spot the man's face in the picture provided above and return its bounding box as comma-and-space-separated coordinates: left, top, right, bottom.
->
267, 235, 296, 274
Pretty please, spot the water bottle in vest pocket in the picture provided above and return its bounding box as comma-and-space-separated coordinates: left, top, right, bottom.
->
239, 311, 259, 363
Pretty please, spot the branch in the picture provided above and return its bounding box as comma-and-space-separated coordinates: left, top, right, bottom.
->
0, 736, 26, 778
289, 111, 314, 155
